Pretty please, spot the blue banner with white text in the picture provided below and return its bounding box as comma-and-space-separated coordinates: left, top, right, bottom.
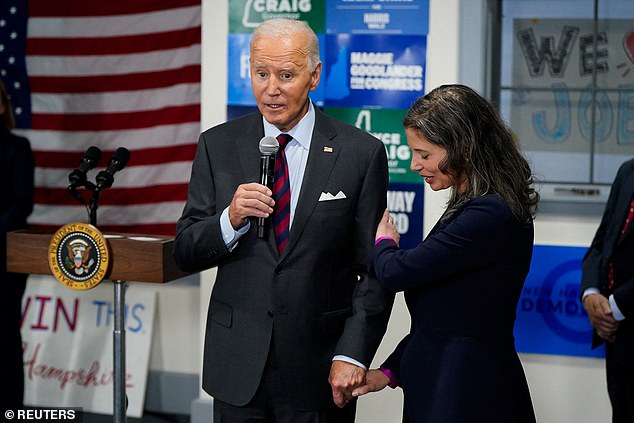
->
514, 245, 604, 358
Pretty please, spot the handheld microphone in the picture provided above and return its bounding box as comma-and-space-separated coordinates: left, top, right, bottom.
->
257, 136, 279, 238
95, 147, 131, 190
68, 146, 102, 188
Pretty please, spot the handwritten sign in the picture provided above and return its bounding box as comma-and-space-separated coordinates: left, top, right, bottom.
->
21, 275, 156, 417
511, 19, 634, 184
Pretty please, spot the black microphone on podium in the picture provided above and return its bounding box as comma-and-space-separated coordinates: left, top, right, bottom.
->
68, 146, 102, 188
95, 147, 131, 191
257, 136, 279, 238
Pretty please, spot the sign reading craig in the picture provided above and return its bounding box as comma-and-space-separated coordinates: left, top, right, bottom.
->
48, 222, 110, 290
229, 0, 325, 33
514, 244, 604, 358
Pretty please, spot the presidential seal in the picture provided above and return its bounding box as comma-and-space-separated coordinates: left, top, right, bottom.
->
48, 222, 110, 290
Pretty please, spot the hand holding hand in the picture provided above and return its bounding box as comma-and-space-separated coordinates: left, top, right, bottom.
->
228, 182, 275, 229
375, 208, 400, 246
328, 361, 366, 408
583, 294, 620, 342
352, 369, 390, 398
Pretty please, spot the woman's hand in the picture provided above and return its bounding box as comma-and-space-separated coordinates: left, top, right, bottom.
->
351, 369, 391, 398
375, 208, 400, 246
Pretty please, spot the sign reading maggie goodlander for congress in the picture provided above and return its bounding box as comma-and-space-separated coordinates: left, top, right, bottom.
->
514, 245, 604, 358
325, 106, 420, 184
326, 0, 429, 35
324, 34, 426, 110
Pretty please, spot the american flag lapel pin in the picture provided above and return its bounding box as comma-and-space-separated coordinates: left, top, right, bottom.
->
323, 146, 333, 153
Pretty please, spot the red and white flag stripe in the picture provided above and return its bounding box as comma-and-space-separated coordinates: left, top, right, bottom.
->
14, 0, 201, 235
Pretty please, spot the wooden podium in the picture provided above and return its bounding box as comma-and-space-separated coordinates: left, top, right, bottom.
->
7, 229, 186, 283
7, 229, 188, 423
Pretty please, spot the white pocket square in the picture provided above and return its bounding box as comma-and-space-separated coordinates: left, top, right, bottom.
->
319, 191, 347, 201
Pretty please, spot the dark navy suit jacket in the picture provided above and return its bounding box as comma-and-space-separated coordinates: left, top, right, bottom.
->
581, 159, 634, 375
174, 107, 393, 409
582, 158, 634, 332
371, 193, 536, 423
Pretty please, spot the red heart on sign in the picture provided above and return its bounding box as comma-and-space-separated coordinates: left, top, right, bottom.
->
625, 31, 634, 64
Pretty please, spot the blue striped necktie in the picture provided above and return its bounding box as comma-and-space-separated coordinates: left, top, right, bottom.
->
273, 134, 292, 254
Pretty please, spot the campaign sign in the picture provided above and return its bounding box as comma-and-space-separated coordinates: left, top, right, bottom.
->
324, 34, 426, 109
227, 34, 255, 106
387, 182, 423, 250
227, 33, 325, 107
325, 106, 420, 183
21, 276, 157, 417
514, 244, 604, 358
229, 0, 325, 33
326, 0, 429, 36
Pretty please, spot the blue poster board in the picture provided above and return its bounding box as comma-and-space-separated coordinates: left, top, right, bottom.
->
326, 0, 429, 35
324, 34, 426, 109
227, 34, 255, 106
514, 244, 604, 358
387, 182, 424, 249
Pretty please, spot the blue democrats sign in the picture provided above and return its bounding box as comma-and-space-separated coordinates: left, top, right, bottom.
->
324, 34, 426, 109
326, 0, 429, 35
514, 245, 604, 358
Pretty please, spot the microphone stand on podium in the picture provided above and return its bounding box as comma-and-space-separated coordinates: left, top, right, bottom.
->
93, 149, 129, 423
6, 147, 188, 423
87, 148, 130, 423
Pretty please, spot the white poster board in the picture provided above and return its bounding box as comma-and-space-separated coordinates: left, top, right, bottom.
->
21, 276, 156, 418
511, 18, 634, 184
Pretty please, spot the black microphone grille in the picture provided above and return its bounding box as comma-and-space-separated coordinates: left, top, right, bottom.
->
113, 147, 131, 168
85, 146, 102, 162
259, 136, 279, 156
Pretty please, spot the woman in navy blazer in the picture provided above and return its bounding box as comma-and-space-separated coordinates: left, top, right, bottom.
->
353, 85, 539, 422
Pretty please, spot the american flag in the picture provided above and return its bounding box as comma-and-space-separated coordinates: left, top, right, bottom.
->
1, 0, 201, 236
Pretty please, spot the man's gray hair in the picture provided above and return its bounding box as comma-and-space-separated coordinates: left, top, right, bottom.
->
251, 18, 320, 72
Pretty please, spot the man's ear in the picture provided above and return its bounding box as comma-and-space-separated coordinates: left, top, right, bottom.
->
310, 61, 322, 91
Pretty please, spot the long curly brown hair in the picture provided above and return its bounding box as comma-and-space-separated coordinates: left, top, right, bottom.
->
403, 84, 539, 223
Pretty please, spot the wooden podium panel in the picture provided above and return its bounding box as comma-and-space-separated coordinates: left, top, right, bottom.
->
6, 230, 188, 283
